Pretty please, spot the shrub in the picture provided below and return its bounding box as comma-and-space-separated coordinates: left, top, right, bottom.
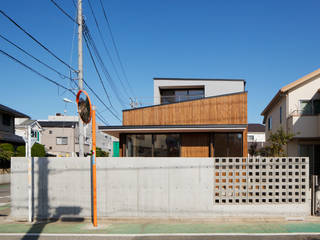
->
16, 145, 26, 157
96, 147, 109, 157
31, 143, 46, 157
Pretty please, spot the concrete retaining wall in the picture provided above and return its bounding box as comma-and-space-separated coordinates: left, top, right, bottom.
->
0, 173, 10, 184
11, 157, 311, 220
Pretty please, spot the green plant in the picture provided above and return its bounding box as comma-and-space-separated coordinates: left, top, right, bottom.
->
15, 145, 26, 157
96, 147, 109, 157
248, 142, 258, 156
267, 127, 295, 157
31, 143, 46, 157
0, 143, 14, 170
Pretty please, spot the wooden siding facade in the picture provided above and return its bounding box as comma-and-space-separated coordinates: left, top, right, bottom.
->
123, 92, 247, 126
118, 92, 248, 157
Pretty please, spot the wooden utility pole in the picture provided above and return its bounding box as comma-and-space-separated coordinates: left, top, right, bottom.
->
78, 0, 84, 157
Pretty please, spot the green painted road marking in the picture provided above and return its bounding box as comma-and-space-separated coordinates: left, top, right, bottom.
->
0, 221, 320, 234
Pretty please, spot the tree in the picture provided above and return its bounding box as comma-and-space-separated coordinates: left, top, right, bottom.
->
96, 147, 109, 157
15, 145, 25, 157
248, 142, 258, 156
31, 143, 46, 157
0, 143, 14, 170
266, 128, 295, 157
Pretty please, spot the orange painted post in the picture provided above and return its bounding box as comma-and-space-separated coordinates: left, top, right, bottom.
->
92, 106, 97, 227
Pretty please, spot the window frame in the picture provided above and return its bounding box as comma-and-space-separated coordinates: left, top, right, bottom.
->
56, 137, 68, 145
268, 116, 272, 131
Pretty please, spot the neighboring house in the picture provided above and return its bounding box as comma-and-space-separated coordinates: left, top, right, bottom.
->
0, 104, 29, 146
100, 77, 248, 157
247, 123, 265, 154
95, 124, 119, 155
15, 118, 42, 144
261, 68, 320, 175
38, 114, 90, 157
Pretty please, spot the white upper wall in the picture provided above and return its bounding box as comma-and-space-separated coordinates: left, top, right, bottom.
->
288, 76, 320, 115
153, 79, 245, 105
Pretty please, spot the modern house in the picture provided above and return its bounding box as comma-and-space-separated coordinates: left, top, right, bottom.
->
247, 123, 265, 154
261, 68, 320, 175
100, 77, 248, 157
0, 104, 28, 146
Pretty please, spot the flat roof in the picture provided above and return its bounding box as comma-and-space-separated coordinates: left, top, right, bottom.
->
38, 121, 77, 128
99, 124, 247, 138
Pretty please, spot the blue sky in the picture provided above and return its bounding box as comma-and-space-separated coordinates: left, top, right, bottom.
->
1, 0, 320, 125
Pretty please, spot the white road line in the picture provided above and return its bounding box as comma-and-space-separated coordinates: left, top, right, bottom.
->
0, 233, 320, 237
0, 202, 9, 206
0, 196, 9, 199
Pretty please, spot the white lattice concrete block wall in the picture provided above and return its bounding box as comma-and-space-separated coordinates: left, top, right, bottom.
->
213, 157, 309, 205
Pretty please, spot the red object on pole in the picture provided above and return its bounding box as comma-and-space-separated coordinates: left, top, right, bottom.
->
92, 107, 97, 227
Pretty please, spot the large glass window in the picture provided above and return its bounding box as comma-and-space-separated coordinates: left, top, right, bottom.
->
300, 99, 320, 115
160, 88, 204, 104
126, 134, 152, 157
126, 134, 180, 157
153, 134, 180, 157
214, 133, 243, 157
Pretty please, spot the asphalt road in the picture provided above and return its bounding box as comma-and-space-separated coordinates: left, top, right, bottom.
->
1, 234, 320, 240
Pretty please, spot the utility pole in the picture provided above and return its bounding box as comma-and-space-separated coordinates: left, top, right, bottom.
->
78, 0, 84, 157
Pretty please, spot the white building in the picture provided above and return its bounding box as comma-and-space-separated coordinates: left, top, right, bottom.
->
261, 68, 320, 175
15, 118, 42, 144
153, 78, 245, 105
247, 123, 265, 155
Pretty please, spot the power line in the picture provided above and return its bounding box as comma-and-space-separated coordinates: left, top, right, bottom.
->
98, 0, 136, 97
0, 9, 77, 73
83, 23, 127, 107
87, 0, 131, 99
0, 33, 77, 85
49, 0, 78, 24
96, 111, 109, 125
0, 49, 75, 96
83, 31, 113, 109
82, 78, 122, 122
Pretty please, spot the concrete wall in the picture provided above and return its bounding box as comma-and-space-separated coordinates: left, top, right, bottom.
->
153, 79, 245, 105
11, 157, 311, 220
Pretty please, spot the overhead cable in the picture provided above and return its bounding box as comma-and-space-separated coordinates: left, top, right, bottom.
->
82, 78, 122, 122
98, 0, 136, 97
87, 0, 131, 99
0, 9, 77, 72
0, 33, 77, 85
0, 49, 75, 96
83, 23, 127, 107
83, 31, 113, 108
49, 0, 78, 24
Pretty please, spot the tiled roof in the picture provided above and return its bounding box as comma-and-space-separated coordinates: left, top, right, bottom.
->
0, 104, 29, 118
248, 123, 265, 132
